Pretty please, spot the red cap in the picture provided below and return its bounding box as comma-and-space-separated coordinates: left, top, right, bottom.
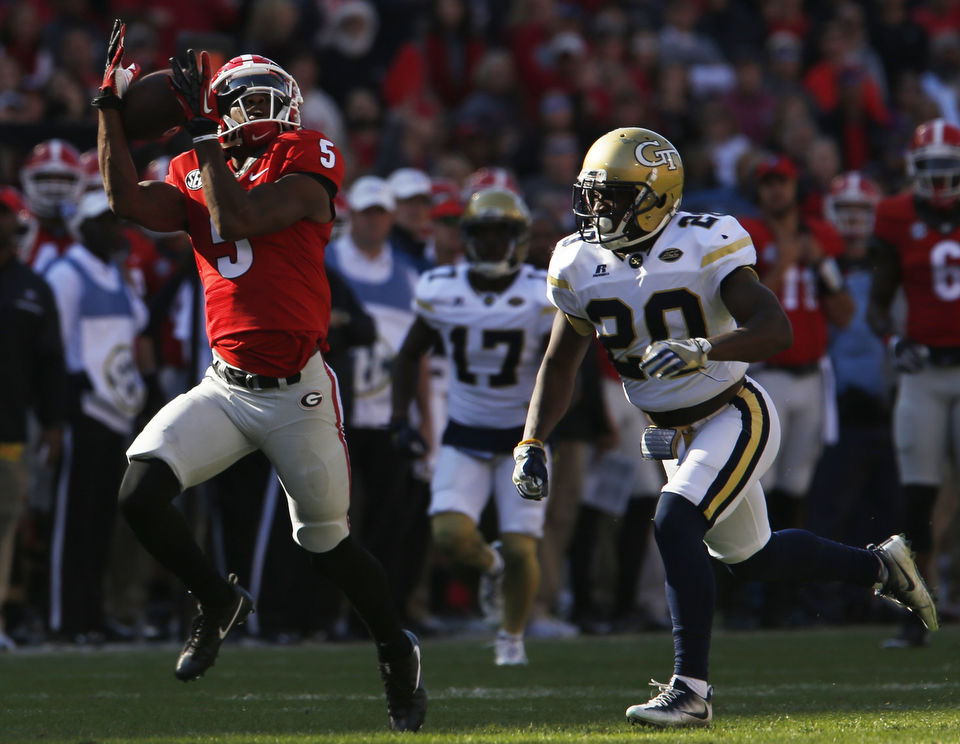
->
432, 199, 463, 219
431, 177, 463, 220
0, 185, 28, 215
755, 155, 798, 181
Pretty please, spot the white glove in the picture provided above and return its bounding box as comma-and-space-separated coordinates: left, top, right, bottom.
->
512, 439, 548, 501
640, 337, 712, 380
888, 336, 928, 373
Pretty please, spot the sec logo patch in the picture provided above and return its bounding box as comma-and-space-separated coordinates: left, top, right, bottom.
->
185, 169, 203, 191
298, 391, 323, 409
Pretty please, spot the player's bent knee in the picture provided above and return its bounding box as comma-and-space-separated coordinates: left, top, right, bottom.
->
653, 491, 708, 546
431, 512, 478, 559
293, 518, 350, 553
118, 457, 181, 516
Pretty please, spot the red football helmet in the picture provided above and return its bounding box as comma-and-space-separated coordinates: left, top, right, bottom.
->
210, 54, 302, 148
907, 118, 960, 208
461, 167, 520, 201
823, 171, 880, 241
20, 139, 84, 219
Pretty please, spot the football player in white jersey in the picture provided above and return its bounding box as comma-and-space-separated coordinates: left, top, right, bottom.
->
512, 128, 939, 727
392, 188, 555, 666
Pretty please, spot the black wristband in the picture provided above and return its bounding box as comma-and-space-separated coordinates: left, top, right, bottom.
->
183, 117, 218, 137
91, 91, 124, 110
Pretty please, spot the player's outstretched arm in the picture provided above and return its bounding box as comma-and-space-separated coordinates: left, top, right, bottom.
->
97, 110, 186, 233
712, 266, 793, 363
94, 20, 185, 233
522, 311, 593, 444
390, 316, 440, 458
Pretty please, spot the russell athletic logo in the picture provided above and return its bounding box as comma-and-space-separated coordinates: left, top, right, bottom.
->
299, 391, 323, 409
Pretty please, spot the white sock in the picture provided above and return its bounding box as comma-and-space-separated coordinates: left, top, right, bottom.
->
487, 544, 505, 575
673, 674, 710, 698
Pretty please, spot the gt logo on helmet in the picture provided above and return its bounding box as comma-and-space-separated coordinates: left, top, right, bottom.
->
635, 141, 679, 170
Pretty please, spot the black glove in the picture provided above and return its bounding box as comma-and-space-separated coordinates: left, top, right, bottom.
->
91, 18, 140, 110
889, 336, 928, 373
512, 439, 548, 501
169, 49, 221, 140
390, 420, 429, 459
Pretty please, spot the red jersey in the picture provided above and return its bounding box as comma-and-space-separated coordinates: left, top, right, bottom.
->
873, 193, 960, 346
166, 130, 345, 376
25, 224, 73, 274
740, 215, 845, 366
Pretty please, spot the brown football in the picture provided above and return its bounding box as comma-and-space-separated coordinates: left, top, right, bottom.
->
120, 69, 187, 141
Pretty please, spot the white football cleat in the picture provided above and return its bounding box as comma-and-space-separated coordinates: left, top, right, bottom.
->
871, 534, 940, 631
626, 677, 712, 728
493, 630, 528, 666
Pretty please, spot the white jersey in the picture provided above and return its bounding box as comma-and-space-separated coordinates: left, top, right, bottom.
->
414, 263, 555, 433
547, 211, 755, 413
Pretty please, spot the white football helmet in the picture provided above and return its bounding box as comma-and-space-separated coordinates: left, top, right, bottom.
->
210, 54, 302, 148
20, 139, 84, 219
823, 171, 880, 241
906, 118, 960, 208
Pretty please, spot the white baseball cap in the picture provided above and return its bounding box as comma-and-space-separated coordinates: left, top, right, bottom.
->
347, 176, 395, 212
388, 168, 432, 200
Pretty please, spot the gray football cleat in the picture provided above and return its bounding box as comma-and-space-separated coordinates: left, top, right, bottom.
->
870, 534, 940, 631
626, 678, 712, 728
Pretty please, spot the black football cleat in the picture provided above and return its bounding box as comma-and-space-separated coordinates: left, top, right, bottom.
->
378, 630, 427, 731
174, 573, 254, 682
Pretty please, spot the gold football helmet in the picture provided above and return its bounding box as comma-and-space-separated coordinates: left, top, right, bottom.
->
573, 127, 683, 251
461, 187, 531, 277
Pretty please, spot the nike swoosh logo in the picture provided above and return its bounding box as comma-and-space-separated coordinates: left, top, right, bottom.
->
202, 98, 214, 115
218, 600, 245, 640
681, 706, 710, 720
251, 131, 270, 142
896, 566, 916, 592
412, 644, 421, 689
249, 168, 269, 181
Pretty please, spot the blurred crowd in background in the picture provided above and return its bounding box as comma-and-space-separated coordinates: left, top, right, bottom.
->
2, 0, 960, 649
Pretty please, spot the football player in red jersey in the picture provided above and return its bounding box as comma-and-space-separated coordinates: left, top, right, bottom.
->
739, 156, 855, 542
868, 118, 960, 648
92, 21, 426, 730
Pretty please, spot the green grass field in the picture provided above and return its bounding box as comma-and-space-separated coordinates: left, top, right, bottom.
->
1, 625, 957, 744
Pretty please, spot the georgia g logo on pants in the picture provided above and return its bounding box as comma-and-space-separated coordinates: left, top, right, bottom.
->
298, 391, 323, 409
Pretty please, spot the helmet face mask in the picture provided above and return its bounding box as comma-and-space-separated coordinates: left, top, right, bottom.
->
461, 188, 531, 278
573, 128, 683, 252
211, 55, 302, 149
